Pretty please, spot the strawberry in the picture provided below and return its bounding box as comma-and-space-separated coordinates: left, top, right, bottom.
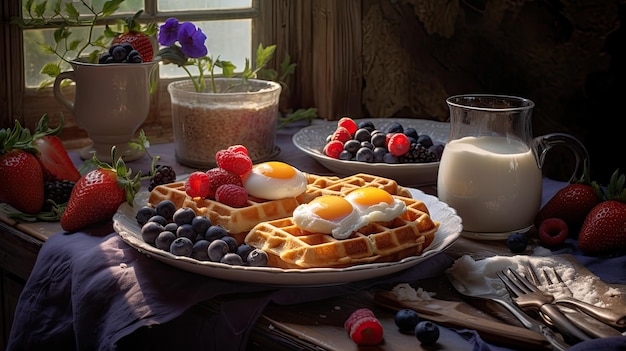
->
31, 114, 80, 182
109, 10, 157, 62
61, 148, 141, 232
0, 120, 45, 214
534, 161, 602, 234
578, 170, 626, 255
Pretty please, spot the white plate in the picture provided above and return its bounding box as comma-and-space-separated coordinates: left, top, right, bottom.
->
292, 118, 450, 186
113, 189, 462, 286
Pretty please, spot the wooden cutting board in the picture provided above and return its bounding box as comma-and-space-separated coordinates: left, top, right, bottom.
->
374, 291, 551, 350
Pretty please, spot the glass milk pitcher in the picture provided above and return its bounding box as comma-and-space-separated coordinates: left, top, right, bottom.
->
437, 94, 589, 240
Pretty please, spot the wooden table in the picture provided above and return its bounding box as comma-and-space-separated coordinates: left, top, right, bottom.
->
1, 122, 623, 351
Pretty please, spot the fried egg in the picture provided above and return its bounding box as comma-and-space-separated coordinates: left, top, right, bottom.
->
243, 161, 307, 200
292, 195, 369, 239
344, 187, 406, 222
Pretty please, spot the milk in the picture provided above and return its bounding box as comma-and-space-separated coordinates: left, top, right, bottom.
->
437, 136, 542, 234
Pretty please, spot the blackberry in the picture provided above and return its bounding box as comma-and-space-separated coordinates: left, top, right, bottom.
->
399, 143, 438, 163
149, 165, 176, 191
44, 180, 75, 205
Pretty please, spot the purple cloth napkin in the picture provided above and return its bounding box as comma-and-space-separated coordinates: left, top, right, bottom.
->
7, 231, 454, 351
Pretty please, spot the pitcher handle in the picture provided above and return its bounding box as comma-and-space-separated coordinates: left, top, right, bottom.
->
53, 71, 76, 112
532, 133, 589, 182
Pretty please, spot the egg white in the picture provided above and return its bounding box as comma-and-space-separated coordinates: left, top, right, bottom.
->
292, 195, 368, 239
344, 187, 407, 223
243, 161, 307, 200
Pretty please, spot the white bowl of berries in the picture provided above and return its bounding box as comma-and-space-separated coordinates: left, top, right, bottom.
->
293, 118, 450, 187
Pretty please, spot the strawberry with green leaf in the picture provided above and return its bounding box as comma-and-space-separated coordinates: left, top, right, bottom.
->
32, 114, 80, 182
534, 160, 602, 234
0, 121, 44, 214
61, 147, 141, 232
578, 170, 626, 256
107, 10, 157, 63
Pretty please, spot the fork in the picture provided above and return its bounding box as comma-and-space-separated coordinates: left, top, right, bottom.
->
497, 268, 592, 342
525, 263, 626, 328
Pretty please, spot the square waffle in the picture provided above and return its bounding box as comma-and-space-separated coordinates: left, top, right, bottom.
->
147, 173, 413, 243
244, 196, 439, 269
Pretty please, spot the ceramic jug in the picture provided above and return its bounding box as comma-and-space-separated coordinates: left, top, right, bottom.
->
437, 94, 589, 239
53, 60, 158, 162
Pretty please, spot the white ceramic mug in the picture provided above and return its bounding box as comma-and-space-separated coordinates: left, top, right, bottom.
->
437, 94, 589, 239
53, 60, 158, 162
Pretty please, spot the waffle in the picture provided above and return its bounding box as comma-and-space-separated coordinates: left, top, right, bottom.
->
147, 173, 412, 243
244, 196, 439, 269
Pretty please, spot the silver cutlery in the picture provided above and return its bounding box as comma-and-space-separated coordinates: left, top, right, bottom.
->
526, 263, 626, 328
447, 272, 571, 351
497, 268, 592, 342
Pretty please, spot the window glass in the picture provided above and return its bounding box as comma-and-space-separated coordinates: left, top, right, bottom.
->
21, 0, 253, 87
158, 0, 252, 11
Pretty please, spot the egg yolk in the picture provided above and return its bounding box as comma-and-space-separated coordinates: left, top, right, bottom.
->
348, 187, 393, 206
310, 195, 354, 220
254, 161, 296, 179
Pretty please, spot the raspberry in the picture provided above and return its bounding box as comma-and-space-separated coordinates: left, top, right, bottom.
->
206, 168, 243, 198
387, 133, 410, 156
344, 308, 383, 346
215, 149, 253, 177
226, 144, 249, 155
323, 140, 344, 159
337, 117, 358, 135
538, 217, 569, 247
185, 171, 211, 198
331, 126, 352, 143
215, 184, 248, 208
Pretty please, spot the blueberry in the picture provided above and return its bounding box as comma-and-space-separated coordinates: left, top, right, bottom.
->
148, 215, 168, 226
506, 232, 529, 253
371, 133, 387, 147
120, 42, 134, 54
205, 225, 228, 241
417, 134, 434, 148
356, 147, 374, 162
343, 139, 361, 154
236, 244, 255, 262
372, 147, 387, 162
247, 249, 269, 267
173, 207, 195, 226
385, 122, 403, 134
127, 50, 142, 63
208, 239, 229, 262
155, 231, 176, 251
136, 206, 156, 226
191, 216, 212, 235
394, 309, 420, 333
191, 240, 211, 261
357, 121, 375, 130
354, 128, 371, 142
164, 222, 178, 232
383, 153, 399, 164
339, 150, 353, 161
220, 253, 244, 265
403, 127, 419, 140
110, 45, 127, 62
415, 321, 440, 345
221, 235, 239, 253
176, 223, 196, 241
141, 221, 164, 245
155, 200, 176, 221
98, 53, 113, 64
360, 141, 373, 150
170, 237, 193, 257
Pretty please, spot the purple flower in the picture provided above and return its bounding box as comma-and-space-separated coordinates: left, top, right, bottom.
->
158, 18, 179, 46
177, 22, 208, 58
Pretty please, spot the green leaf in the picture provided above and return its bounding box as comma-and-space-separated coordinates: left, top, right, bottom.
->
65, 2, 79, 19
87, 50, 101, 63
40, 62, 61, 77
68, 39, 81, 51
255, 43, 276, 69
34, 1, 47, 17
38, 42, 56, 55
53, 0, 61, 15
102, 0, 124, 17
219, 60, 236, 77
25, 0, 35, 12
156, 45, 189, 66
103, 25, 118, 38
